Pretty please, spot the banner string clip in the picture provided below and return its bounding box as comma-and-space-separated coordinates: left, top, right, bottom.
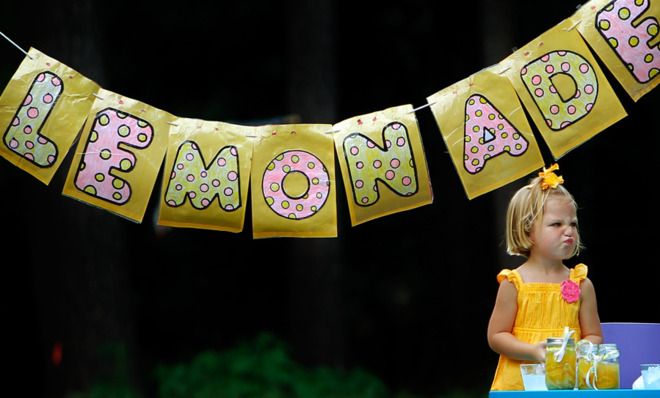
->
0, 30, 32, 59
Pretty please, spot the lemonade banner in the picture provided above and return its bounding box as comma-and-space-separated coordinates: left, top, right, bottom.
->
0, 0, 657, 237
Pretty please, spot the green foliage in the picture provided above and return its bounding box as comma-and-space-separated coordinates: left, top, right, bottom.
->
154, 333, 388, 398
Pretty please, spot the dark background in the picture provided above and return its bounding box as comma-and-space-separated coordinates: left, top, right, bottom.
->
1, 0, 658, 397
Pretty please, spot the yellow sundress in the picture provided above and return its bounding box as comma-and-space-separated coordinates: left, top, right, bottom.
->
490, 263, 587, 391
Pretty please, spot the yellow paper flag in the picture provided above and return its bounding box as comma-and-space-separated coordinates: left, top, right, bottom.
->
62, 88, 173, 223
428, 68, 545, 199
250, 124, 337, 238
573, 0, 659, 101
504, 19, 627, 159
157, 118, 254, 232
0, 47, 99, 184
333, 104, 433, 225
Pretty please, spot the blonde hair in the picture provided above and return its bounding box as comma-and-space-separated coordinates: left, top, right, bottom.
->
505, 175, 582, 258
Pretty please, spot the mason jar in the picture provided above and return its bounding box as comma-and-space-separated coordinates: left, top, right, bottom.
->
595, 343, 620, 389
545, 337, 576, 390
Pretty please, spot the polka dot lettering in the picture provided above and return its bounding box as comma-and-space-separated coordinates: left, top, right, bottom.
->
74, 108, 153, 204
521, 51, 597, 131
3, 71, 62, 166
164, 140, 241, 211
596, 0, 659, 83
342, 122, 417, 206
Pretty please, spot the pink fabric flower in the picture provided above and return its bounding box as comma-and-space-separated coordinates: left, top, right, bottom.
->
561, 280, 580, 303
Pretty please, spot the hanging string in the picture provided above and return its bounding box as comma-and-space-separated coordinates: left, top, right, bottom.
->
0, 30, 32, 59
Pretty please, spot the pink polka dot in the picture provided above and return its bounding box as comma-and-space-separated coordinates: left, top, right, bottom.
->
189, 191, 197, 199
36, 73, 45, 82
535, 88, 544, 97
47, 155, 55, 164
385, 140, 392, 149
546, 119, 553, 128
586, 103, 594, 111
396, 137, 406, 147
200, 170, 207, 178
201, 199, 210, 206
373, 160, 382, 168
550, 105, 560, 114
361, 196, 369, 204
51, 77, 62, 86
549, 85, 557, 94
23, 94, 33, 106
390, 158, 400, 168
227, 171, 238, 181
23, 126, 32, 134
176, 163, 184, 170
350, 146, 359, 155
167, 200, 177, 206
225, 204, 235, 210
558, 51, 567, 56
200, 183, 209, 192
584, 84, 594, 94
185, 153, 194, 161
356, 161, 364, 169
366, 141, 375, 148
402, 176, 412, 186
217, 157, 226, 166
12, 117, 20, 126
574, 89, 581, 99
186, 174, 195, 182
24, 153, 34, 161
230, 147, 238, 156
545, 65, 555, 74
355, 180, 364, 188
224, 187, 233, 196
25, 141, 34, 149
175, 184, 183, 191
580, 63, 590, 73
212, 179, 221, 187
532, 75, 542, 85
385, 170, 395, 180
43, 94, 53, 104
567, 105, 576, 115
170, 171, 177, 179
9, 138, 18, 149
37, 136, 48, 144
561, 62, 571, 72
391, 123, 402, 130
560, 121, 572, 128
27, 107, 39, 119
521, 67, 528, 75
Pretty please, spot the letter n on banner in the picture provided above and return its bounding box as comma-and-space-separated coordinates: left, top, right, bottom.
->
157, 118, 254, 232
62, 89, 172, 223
427, 69, 544, 200
504, 19, 627, 159
332, 105, 433, 225
250, 124, 337, 238
573, 0, 659, 101
0, 48, 99, 185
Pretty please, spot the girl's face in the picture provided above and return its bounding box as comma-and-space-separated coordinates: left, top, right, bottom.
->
529, 195, 578, 261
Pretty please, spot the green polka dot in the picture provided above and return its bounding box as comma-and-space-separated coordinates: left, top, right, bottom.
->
468, 98, 475, 105
515, 143, 522, 150
311, 177, 320, 185
120, 158, 132, 171
635, 0, 643, 5
644, 54, 654, 63
287, 213, 297, 219
90, 130, 98, 142
650, 68, 659, 79
484, 154, 491, 160
475, 110, 483, 117
118, 124, 130, 137
316, 192, 323, 199
487, 145, 494, 151
275, 154, 284, 161
100, 149, 112, 160
608, 37, 619, 48
472, 126, 480, 133
497, 123, 504, 130
83, 185, 97, 195
471, 146, 479, 154
465, 135, 472, 143
95, 173, 105, 182
296, 204, 304, 211
478, 138, 484, 144
307, 162, 315, 169
267, 162, 276, 171
628, 36, 639, 47
137, 120, 148, 127
311, 205, 318, 212
471, 159, 479, 166
112, 178, 125, 189
649, 24, 658, 36
512, 133, 519, 139
282, 165, 291, 173
502, 132, 509, 139
618, 8, 630, 20
479, 97, 487, 104
98, 115, 109, 126
137, 133, 148, 143
464, 154, 469, 160
281, 201, 290, 209
116, 111, 127, 119
113, 192, 123, 201
270, 183, 280, 192
488, 113, 496, 120
504, 145, 511, 152
79, 161, 86, 171
291, 155, 300, 163
266, 196, 274, 206
599, 20, 610, 31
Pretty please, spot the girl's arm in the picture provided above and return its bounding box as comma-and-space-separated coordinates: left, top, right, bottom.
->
487, 280, 546, 362
579, 277, 603, 344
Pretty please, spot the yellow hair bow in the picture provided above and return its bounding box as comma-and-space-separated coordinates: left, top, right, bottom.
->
539, 163, 564, 190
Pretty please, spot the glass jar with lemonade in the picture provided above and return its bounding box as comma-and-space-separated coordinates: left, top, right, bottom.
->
545, 337, 576, 389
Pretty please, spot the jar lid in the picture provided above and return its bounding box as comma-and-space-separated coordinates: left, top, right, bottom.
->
547, 337, 575, 344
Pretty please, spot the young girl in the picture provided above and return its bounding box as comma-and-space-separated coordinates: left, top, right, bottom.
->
487, 164, 603, 391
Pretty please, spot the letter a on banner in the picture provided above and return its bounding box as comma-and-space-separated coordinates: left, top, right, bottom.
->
504, 19, 627, 159
62, 88, 173, 223
250, 124, 337, 238
332, 104, 433, 225
427, 68, 544, 199
0, 48, 99, 185
572, 0, 659, 101
157, 118, 254, 232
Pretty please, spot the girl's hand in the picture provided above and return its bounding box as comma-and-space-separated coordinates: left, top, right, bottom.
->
532, 341, 547, 363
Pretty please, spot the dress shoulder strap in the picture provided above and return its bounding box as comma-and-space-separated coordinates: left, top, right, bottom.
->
570, 263, 588, 283
497, 269, 522, 289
